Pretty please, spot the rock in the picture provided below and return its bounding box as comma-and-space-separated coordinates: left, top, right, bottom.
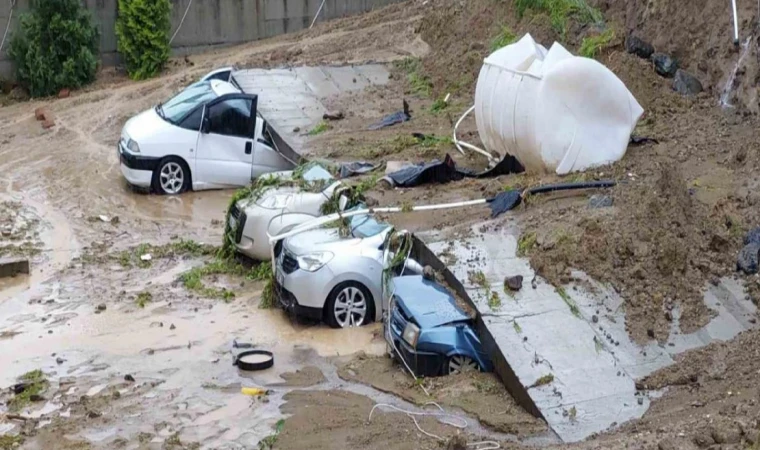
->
637, 397, 644, 405
744, 227, 760, 246
711, 424, 742, 444
588, 194, 613, 208
34, 107, 48, 121
9, 85, 29, 101
737, 242, 760, 274
86, 410, 102, 419
653, 53, 679, 78
592, 315, 599, 323
292, 127, 301, 133
124, 374, 135, 382
673, 70, 703, 96
58, 88, 70, 99
657, 438, 694, 450
692, 430, 715, 448
504, 275, 523, 291
56, 357, 64, 364
422, 265, 435, 280
647, 328, 655, 339
625, 35, 655, 59
42, 119, 55, 129
96, 303, 106, 312
170, 323, 176, 330
445, 435, 467, 450
322, 111, 345, 121
665, 311, 673, 322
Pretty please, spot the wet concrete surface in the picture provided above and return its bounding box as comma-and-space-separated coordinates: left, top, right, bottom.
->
423, 219, 757, 443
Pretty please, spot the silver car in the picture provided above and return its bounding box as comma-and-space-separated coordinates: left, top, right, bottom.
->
273, 215, 420, 328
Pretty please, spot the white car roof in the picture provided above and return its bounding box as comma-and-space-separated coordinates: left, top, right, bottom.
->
209, 79, 241, 97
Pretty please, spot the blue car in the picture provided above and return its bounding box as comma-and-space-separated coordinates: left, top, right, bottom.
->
385, 275, 493, 377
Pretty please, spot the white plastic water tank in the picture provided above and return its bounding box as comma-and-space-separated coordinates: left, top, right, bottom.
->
474, 34, 644, 175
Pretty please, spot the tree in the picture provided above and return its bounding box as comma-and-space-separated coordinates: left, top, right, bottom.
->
8, 0, 100, 97
116, 0, 172, 80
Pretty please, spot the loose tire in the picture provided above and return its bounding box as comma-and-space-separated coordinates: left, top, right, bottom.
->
153, 157, 190, 195
325, 281, 374, 329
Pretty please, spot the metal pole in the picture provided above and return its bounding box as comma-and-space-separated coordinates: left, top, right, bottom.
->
732, 0, 740, 45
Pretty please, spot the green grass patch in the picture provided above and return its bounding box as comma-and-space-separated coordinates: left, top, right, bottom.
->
529, 373, 555, 388
259, 419, 286, 449
308, 121, 331, 136
394, 57, 433, 97
115, 239, 216, 268
135, 291, 152, 308
513, 320, 522, 333
579, 28, 616, 59
8, 370, 48, 412
429, 96, 449, 114
514, 0, 603, 36
179, 259, 270, 302
517, 232, 537, 256
556, 286, 581, 317
490, 25, 517, 52
0, 435, 24, 450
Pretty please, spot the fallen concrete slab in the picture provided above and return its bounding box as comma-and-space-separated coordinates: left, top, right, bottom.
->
0, 258, 30, 278
234, 65, 390, 154
417, 218, 756, 443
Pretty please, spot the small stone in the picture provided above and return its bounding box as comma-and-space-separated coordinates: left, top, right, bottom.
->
592, 315, 599, 323
625, 35, 654, 59
647, 329, 655, 339
96, 303, 107, 312
48, 330, 53, 334
56, 357, 64, 364
672, 69, 703, 96
637, 397, 644, 405
652, 53, 679, 78
293, 127, 301, 133
422, 265, 435, 280
86, 410, 101, 419
745, 227, 760, 246
322, 111, 345, 121
737, 242, 760, 275
124, 374, 135, 382
58, 88, 71, 99
170, 324, 176, 330
147, 349, 155, 355
665, 311, 673, 322
504, 275, 523, 291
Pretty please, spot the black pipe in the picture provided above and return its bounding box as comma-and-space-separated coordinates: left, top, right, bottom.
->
526, 180, 617, 196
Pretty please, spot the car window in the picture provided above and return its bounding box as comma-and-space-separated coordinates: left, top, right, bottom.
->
179, 107, 203, 131
350, 214, 389, 238
207, 98, 253, 138
162, 82, 216, 123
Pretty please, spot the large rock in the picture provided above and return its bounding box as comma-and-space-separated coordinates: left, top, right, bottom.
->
737, 242, 760, 274
673, 70, 703, 96
653, 53, 679, 78
625, 35, 654, 59
744, 227, 760, 246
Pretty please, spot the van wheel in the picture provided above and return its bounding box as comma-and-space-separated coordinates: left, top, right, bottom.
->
153, 157, 190, 195
325, 281, 374, 329
446, 355, 479, 375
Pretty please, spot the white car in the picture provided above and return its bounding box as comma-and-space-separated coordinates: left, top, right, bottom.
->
273, 215, 422, 328
118, 68, 294, 195
230, 165, 347, 261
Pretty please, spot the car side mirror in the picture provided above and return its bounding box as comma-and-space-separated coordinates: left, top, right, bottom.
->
338, 195, 349, 211
201, 115, 210, 134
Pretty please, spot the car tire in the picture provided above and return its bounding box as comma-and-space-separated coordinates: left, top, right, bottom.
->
153, 157, 190, 195
324, 281, 375, 329
445, 355, 480, 375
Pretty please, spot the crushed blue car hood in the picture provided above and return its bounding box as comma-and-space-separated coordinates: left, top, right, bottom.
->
392, 276, 471, 329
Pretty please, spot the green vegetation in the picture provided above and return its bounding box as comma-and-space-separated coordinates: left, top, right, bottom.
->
513, 320, 522, 334
401, 201, 414, 213
579, 28, 616, 59
429, 96, 449, 114
514, 0, 603, 37
394, 57, 433, 97
259, 419, 286, 449
9, 0, 100, 97
489, 291, 501, 309
179, 259, 272, 302
135, 291, 152, 308
319, 174, 379, 215
530, 373, 555, 388
490, 25, 517, 52
594, 335, 603, 353
0, 435, 24, 450
568, 406, 577, 421
9, 370, 47, 412
116, 239, 216, 268
517, 232, 537, 256
556, 286, 581, 317
115, 0, 171, 80
308, 121, 331, 136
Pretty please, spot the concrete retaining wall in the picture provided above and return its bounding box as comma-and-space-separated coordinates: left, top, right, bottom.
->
0, 0, 403, 79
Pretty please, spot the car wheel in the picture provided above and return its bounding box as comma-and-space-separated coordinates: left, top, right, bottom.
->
153, 157, 189, 195
446, 355, 479, 375
325, 281, 374, 329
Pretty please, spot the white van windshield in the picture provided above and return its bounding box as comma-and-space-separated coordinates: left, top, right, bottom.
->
159, 82, 218, 124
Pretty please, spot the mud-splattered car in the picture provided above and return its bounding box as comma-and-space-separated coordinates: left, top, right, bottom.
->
385, 275, 493, 377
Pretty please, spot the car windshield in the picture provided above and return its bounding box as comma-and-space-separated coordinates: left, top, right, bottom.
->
159, 82, 218, 124
349, 213, 389, 238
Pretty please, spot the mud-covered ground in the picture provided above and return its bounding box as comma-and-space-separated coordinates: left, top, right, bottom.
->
3, 0, 760, 448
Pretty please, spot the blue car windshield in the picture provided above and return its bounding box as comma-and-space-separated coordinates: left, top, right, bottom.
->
349, 214, 388, 238
160, 82, 217, 123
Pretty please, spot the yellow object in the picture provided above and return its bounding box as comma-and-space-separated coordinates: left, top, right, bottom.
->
241, 387, 267, 396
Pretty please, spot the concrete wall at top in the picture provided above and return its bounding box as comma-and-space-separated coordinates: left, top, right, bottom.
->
0, 0, 403, 79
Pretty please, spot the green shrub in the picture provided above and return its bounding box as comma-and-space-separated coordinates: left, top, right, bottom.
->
579, 28, 616, 59
8, 0, 100, 97
116, 0, 172, 80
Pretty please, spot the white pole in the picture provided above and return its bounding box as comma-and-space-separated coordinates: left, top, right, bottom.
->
732, 0, 740, 45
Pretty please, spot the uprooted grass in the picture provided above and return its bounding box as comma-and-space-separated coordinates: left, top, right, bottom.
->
490, 25, 517, 52
116, 239, 216, 268
258, 419, 286, 449
180, 259, 272, 302
514, 0, 603, 36
529, 373, 555, 388
308, 121, 331, 136
9, 370, 47, 412
394, 57, 433, 97
579, 28, 617, 59
332, 133, 454, 161
136, 291, 152, 308
556, 286, 581, 317
0, 435, 24, 450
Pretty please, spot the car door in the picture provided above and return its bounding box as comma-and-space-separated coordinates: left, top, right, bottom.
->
251, 116, 295, 179
195, 94, 257, 188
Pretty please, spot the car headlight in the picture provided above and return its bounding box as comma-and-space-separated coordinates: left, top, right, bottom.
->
296, 251, 333, 272
127, 139, 140, 153
258, 194, 291, 209
402, 322, 420, 348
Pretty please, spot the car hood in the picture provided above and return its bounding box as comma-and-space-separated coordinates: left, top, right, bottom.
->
393, 275, 471, 329
122, 108, 174, 144
284, 228, 363, 255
